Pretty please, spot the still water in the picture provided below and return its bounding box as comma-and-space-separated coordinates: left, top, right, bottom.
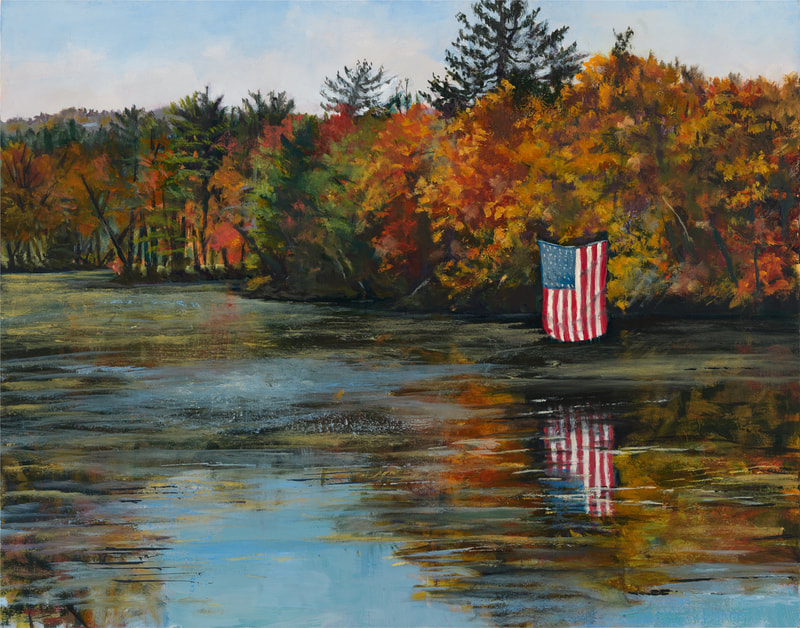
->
1, 271, 798, 627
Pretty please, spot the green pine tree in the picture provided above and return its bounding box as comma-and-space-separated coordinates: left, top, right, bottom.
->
428, 0, 583, 114
168, 86, 230, 270
320, 59, 393, 115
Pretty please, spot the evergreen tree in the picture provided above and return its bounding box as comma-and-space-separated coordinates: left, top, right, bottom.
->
611, 27, 635, 58
109, 106, 153, 267
320, 59, 393, 115
428, 0, 583, 114
234, 90, 295, 164
237, 90, 294, 138
168, 87, 230, 269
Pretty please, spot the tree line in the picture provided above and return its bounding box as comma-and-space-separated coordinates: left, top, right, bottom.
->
2, 0, 798, 313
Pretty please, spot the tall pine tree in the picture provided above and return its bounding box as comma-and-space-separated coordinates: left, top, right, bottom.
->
320, 59, 393, 115
168, 87, 230, 269
428, 0, 583, 114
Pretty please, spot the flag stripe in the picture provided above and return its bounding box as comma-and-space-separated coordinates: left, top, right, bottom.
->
556, 291, 563, 341
598, 241, 608, 336
577, 246, 586, 341
593, 243, 600, 336
565, 291, 571, 342
542, 288, 551, 337
587, 245, 595, 341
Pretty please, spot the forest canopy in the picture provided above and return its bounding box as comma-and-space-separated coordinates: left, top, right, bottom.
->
2, 10, 799, 315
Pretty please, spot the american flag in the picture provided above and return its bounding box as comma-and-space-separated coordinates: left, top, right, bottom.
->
543, 407, 615, 517
538, 240, 609, 342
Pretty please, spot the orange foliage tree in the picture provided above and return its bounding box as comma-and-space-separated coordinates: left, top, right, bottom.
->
1, 143, 62, 268
356, 104, 443, 294
60, 143, 135, 276
516, 52, 696, 309
417, 84, 539, 308
672, 75, 800, 306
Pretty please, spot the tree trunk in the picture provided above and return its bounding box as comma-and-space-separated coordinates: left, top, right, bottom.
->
753, 243, 761, 299
231, 222, 283, 276
710, 222, 737, 285
138, 224, 149, 270
128, 208, 136, 271
74, 229, 82, 265
95, 230, 102, 267
193, 235, 202, 271
5, 241, 16, 268
79, 174, 131, 274
199, 183, 211, 268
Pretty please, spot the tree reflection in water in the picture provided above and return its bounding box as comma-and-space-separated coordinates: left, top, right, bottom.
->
353, 377, 798, 627
1, 452, 169, 628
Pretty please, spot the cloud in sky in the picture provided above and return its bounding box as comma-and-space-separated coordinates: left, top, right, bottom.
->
1, 0, 797, 120
563, 0, 799, 81
1, 1, 461, 118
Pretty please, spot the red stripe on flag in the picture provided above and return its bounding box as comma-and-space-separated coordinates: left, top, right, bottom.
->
598, 242, 608, 336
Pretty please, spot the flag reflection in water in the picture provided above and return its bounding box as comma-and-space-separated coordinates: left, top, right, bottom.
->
543, 407, 615, 517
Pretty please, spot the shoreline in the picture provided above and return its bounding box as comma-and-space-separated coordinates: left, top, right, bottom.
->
2, 268, 797, 322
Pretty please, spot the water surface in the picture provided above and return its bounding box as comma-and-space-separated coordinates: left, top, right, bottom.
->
2, 272, 798, 627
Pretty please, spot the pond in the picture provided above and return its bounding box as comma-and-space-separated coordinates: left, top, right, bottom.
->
1, 271, 798, 627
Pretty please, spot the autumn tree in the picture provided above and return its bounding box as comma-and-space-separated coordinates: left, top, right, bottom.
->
204, 154, 250, 271
417, 84, 538, 309
672, 74, 800, 307
245, 110, 379, 296
0, 143, 61, 268
59, 142, 135, 276
357, 104, 442, 294
138, 115, 183, 271
515, 48, 799, 312
523, 51, 694, 309
428, 0, 582, 114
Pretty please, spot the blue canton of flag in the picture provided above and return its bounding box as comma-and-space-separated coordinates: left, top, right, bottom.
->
540, 241, 577, 289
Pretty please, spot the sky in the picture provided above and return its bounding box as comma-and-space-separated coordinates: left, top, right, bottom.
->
1, 0, 798, 120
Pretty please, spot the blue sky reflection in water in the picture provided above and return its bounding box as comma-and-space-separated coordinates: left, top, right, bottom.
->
1, 272, 798, 627
146, 457, 489, 628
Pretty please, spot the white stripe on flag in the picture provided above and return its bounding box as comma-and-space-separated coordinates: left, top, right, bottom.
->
593, 244, 602, 337
564, 290, 575, 342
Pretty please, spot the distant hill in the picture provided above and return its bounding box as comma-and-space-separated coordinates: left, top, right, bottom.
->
0, 106, 171, 133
